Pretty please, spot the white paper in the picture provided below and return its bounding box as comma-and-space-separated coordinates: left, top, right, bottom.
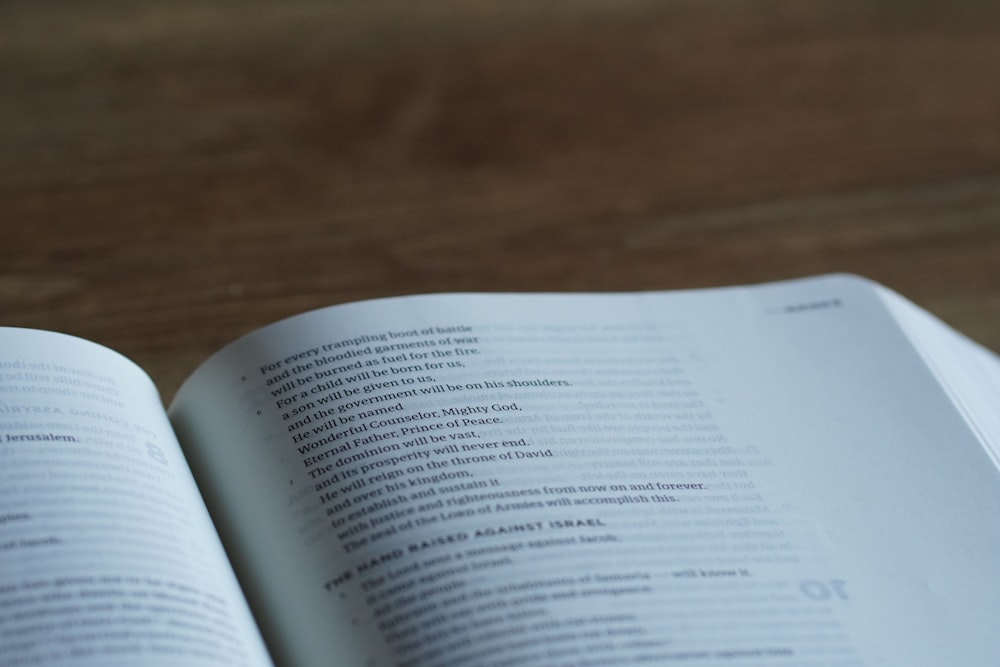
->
0, 328, 272, 667
170, 275, 1000, 666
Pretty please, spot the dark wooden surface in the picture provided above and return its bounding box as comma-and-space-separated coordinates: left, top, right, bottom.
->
3, 0, 999, 403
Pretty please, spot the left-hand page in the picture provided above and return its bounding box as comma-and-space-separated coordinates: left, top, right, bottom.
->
0, 328, 273, 666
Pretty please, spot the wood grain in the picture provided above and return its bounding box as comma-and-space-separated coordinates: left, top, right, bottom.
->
2, 0, 999, 401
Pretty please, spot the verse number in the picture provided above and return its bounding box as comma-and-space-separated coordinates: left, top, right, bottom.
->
146, 442, 168, 465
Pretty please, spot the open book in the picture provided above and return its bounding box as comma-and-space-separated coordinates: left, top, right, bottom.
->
2, 274, 999, 666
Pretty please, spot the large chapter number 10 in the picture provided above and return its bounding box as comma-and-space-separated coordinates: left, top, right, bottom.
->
800, 579, 848, 601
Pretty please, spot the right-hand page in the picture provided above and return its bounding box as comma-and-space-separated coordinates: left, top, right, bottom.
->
169, 274, 1000, 667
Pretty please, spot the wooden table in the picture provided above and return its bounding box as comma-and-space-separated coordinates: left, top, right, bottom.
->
3, 0, 999, 402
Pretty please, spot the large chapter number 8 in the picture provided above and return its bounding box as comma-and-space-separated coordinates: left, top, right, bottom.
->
146, 441, 168, 465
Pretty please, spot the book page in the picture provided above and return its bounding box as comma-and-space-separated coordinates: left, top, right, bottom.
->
875, 286, 1000, 469
169, 275, 1000, 667
0, 328, 272, 666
